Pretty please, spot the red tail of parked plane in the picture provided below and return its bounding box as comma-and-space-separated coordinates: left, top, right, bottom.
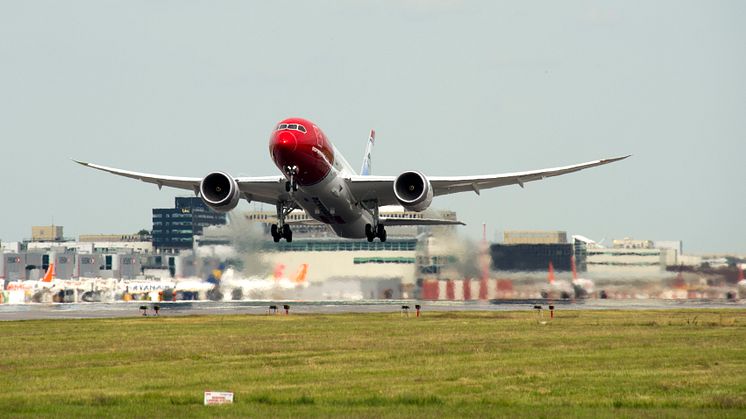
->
40, 263, 55, 283
293, 264, 309, 284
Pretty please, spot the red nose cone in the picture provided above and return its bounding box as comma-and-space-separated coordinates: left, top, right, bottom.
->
275, 131, 297, 152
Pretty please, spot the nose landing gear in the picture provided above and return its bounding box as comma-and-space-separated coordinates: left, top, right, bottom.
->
284, 165, 299, 192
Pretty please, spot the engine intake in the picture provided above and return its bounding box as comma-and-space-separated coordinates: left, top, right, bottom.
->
393, 171, 433, 212
199, 171, 240, 212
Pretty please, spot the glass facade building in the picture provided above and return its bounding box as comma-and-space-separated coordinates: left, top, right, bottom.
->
152, 197, 227, 251
490, 243, 574, 272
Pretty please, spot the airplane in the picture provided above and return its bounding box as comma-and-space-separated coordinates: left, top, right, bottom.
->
570, 256, 594, 298
540, 261, 574, 299
6, 262, 59, 292
220, 263, 310, 297
74, 117, 629, 242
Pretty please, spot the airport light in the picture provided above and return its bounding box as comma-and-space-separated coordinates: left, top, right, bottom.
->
415, 304, 421, 317
401, 305, 410, 317
153, 305, 160, 316
283, 304, 290, 315
548, 305, 555, 319
269, 305, 277, 315
139, 305, 148, 316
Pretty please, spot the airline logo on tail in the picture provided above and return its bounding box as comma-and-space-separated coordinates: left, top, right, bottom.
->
547, 261, 555, 285
41, 263, 55, 283
293, 263, 309, 284
360, 130, 375, 176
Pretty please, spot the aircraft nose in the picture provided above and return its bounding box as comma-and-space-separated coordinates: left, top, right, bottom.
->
274, 130, 297, 152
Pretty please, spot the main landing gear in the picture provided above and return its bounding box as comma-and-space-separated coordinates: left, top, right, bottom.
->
271, 200, 295, 242
362, 199, 386, 242
365, 223, 387, 242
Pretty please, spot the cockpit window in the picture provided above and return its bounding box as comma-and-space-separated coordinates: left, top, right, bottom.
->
276, 123, 306, 133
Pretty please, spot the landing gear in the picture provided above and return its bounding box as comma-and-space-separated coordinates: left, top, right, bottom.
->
284, 165, 299, 192
365, 224, 387, 242
271, 223, 293, 243
271, 200, 295, 242
284, 180, 298, 192
362, 199, 387, 242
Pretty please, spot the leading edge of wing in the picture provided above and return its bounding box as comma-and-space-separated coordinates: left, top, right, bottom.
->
430, 155, 631, 183
428, 154, 631, 195
72, 159, 202, 190
72, 159, 285, 201
346, 155, 629, 203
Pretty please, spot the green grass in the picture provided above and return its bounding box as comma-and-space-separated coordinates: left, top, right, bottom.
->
1, 310, 745, 417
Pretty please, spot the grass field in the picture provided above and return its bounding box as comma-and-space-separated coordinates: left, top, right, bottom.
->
1, 309, 745, 418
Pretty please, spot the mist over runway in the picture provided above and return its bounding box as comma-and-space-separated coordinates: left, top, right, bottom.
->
1, 299, 743, 321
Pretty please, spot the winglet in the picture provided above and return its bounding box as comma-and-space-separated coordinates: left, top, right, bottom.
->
360, 130, 375, 176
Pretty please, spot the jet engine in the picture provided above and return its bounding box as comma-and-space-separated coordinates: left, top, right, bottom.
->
393, 171, 433, 212
199, 172, 240, 212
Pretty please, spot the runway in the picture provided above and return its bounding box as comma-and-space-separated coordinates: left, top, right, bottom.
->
0, 298, 743, 320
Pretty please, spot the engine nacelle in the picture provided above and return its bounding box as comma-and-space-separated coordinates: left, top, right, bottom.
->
199, 171, 240, 212
393, 171, 433, 212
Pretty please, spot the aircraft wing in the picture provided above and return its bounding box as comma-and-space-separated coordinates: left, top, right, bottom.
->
73, 160, 288, 205
346, 155, 630, 206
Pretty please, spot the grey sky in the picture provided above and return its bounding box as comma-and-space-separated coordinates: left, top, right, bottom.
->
1, 1, 744, 254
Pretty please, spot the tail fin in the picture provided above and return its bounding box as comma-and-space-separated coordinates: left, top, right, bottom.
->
547, 261, 555, 285
360, 130, 375, 175
571, 256, 578, 281
41, 263, 55, 283
273, 263, 286, 281
293, 264, 309, 283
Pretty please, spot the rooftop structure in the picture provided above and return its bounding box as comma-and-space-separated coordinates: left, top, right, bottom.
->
503, 230, 567, 245
31, 225, 63, 242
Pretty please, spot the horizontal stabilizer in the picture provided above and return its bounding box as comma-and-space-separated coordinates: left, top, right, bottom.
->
380, 217, 465, 226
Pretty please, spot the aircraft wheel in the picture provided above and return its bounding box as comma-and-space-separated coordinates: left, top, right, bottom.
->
365, 224, 375, 241
284, 181, 291, 192
377, 225, 387, 242
271, 224, 281, 242
282, 224, 292, 242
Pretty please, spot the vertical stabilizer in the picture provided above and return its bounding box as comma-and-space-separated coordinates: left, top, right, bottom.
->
547, 261, 555, 285
360, 130, 375, 175
41, 263, 55, 283
571, 256, 578, 281
293, 264, 309, 283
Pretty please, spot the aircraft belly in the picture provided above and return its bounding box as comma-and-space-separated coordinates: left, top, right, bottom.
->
296, 173, 368, 238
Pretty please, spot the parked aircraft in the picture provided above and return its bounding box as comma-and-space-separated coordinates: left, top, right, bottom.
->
220, 263, 309, 299
75, 118, 628, 242
540, 261, 573, 299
